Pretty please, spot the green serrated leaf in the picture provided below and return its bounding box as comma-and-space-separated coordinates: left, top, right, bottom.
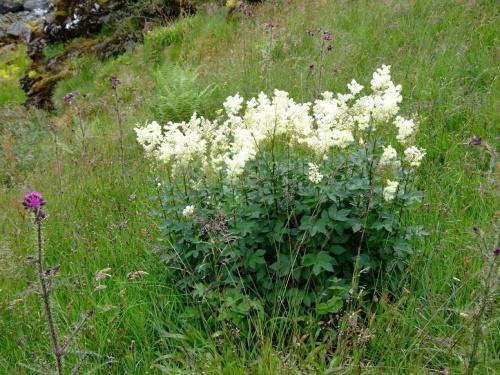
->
316, 296, 344, 315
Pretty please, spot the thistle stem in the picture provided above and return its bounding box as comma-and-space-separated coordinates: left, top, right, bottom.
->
36, 218, 63, 375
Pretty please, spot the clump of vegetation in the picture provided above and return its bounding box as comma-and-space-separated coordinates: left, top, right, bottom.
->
152, 61, 215, 122
136, 66, 427, 322
0, 45, 31, 105
43, 42, 66, 60
143, 18, 195, 65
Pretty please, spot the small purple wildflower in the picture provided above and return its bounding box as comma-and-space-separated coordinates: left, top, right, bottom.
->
110, 75, 121, 89
23, 192, 46, 219
322, 31, 332, 41
327, 44, 333, 51
470, 135, 482, 146
63, 92, 78, 104
494, 248, 500, 257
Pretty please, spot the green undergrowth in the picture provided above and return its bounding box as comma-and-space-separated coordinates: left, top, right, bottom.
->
0, 44, 31, 105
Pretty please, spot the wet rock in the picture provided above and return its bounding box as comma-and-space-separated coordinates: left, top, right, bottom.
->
0, 0, 24, 14
0, 7, 45, 42
44, 0, 121, 42
7, 19, 30, 39
21, 67, 70, 108
23, 0, 51, 11
3, 0, 190, 109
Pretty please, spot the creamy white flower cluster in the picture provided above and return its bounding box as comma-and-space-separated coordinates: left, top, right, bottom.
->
182, 205, 195, 218
308, 163, 323, 184
135, 66, 425, 183
383, 180, 399, 202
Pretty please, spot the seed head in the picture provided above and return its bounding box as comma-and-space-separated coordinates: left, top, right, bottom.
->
110, 75, 121, 89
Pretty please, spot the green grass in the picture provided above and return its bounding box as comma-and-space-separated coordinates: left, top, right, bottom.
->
0, 44, 31, 105
43, 42, 66, 60
0, 0, 499, 373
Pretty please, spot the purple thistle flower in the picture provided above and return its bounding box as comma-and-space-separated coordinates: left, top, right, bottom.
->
23, 191, 45, 210
110, 75, 121, 89
470, 135, 482, 146
322, 31, 332, 41
23, 192, 46, 219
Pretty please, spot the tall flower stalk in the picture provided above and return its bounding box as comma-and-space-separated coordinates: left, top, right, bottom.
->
48, 124, 63, 195
23, 192, 93, 374
264, 22, 276, 91
24, 192, 63, 375
466, 227, 499, 375
317, 31, 332, 95
64, 92, 87, 156
110, 76, 126, 185
306, 29, 333, 96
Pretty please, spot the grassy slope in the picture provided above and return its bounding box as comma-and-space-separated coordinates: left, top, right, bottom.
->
0, 0, 498, 373
0, 44, 31, 105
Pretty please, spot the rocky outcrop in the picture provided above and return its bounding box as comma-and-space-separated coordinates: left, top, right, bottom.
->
0, 1, 52, 42
1, 0, 193, 109
0, 1, 121, 44
0, 1, 23, 14
0, 0, 123, 109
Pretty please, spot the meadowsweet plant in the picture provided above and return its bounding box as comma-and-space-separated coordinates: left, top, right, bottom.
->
136, 65, 426, 319
23, 192, 93, 374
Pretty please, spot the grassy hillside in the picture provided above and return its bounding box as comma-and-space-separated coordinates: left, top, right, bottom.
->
0, 0, 498, 373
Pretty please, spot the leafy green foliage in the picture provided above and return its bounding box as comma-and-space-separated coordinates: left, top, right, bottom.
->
152, 61, 215, 122
143, 22, 189, 65
42, 42, 65, 59
0, 45, 31, 105
159, 144, 425, 320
